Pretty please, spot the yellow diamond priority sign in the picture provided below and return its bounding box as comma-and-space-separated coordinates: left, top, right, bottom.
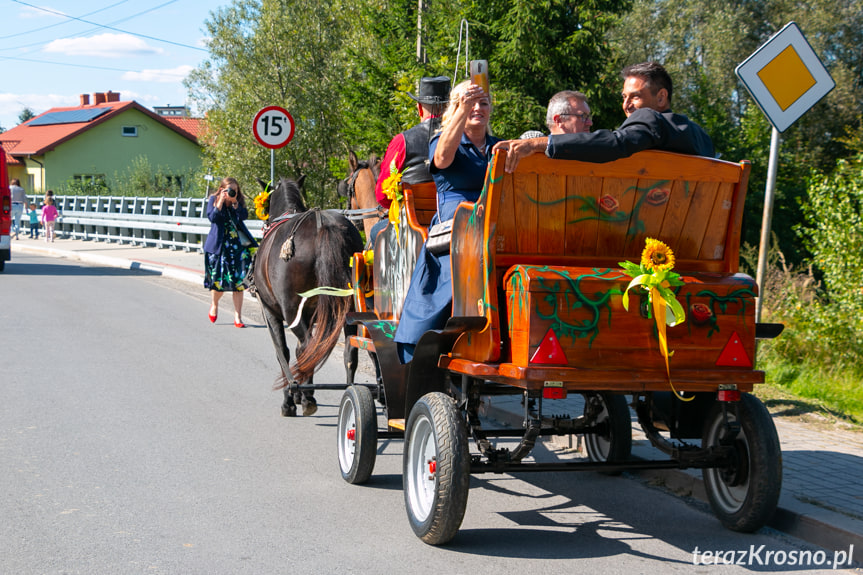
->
736, 22, 834, 132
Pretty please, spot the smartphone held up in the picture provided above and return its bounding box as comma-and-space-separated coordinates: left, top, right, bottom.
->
469, 60, 490, 95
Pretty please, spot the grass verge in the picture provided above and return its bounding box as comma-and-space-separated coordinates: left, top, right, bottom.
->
755, 358, 863, 429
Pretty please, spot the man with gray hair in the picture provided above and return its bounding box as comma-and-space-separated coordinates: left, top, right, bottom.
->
520, 90, 593, 139
546, 90, 593, 135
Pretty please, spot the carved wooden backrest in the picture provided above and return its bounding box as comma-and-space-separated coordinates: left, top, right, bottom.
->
371, 182, 438, 321
450, 149, 751, 363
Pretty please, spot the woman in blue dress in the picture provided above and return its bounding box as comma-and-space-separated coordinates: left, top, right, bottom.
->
394, 79, 500, 362
204, 177, 258, 328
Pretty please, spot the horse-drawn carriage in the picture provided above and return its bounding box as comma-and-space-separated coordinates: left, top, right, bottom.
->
336, 148, 783, 545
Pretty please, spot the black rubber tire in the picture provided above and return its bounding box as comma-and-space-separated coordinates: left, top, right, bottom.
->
583, 392, 632, 473
403, 392, 470, 545
336, 385, 378, 484
702, 393, 782, 532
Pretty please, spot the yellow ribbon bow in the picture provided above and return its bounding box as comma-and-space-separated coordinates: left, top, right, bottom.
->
620, 238, 691, 401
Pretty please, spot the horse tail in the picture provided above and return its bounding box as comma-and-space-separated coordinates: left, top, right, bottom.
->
289, 216, 361, 383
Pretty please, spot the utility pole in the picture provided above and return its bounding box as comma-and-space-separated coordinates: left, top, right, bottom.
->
416, 0, 426, 63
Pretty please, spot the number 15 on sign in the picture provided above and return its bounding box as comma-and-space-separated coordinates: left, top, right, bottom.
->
253, 106, 294, 149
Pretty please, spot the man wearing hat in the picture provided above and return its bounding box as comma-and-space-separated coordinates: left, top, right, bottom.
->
369, 76, 450, 245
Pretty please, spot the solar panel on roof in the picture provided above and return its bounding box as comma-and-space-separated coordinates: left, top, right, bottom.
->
27, 107, 112, 126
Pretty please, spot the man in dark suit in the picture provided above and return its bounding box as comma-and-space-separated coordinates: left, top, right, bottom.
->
494, 62, 714, 172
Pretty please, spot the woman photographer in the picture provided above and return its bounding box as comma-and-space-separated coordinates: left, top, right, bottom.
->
204, 176, 257, 327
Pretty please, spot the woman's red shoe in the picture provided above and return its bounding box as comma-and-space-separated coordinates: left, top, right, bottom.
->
234, 321, 245, 328
208, 312, 217, 323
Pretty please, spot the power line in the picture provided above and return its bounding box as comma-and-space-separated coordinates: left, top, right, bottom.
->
0, 54, 188, 76
0, 0, 188, 54
9, 0, 207, 52
0, 0, 133, 41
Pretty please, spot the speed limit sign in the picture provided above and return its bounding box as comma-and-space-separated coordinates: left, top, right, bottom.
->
252, 106, 294, 149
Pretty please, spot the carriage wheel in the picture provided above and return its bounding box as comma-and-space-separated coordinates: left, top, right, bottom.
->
337, 385, 378, 485
403, 392, 470, 545
702, 393, 782, 532
583, 392, 632, 474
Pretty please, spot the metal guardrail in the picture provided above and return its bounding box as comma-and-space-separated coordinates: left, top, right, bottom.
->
20, 194, 264, 252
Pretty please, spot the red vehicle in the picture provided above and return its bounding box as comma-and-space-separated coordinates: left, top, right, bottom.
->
0, 143, 11, 271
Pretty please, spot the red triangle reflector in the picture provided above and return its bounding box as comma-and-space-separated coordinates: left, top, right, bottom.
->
531, 328, 567, 365
716, 331, 752, 368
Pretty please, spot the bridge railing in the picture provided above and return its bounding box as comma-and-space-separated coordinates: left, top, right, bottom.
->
22, 195, 264, 252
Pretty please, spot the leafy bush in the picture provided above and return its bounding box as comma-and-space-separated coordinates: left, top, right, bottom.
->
747, 153, 863, 422
798, 154, 863, 316
57, 156, 205, 198
57, 176, 110, 196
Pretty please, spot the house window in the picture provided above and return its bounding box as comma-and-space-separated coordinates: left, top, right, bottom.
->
122, 126, 138, 137
73, 174, 107, 193
73, 174, 106, 184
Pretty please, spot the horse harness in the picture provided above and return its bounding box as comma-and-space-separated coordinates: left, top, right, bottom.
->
246, 209, 323, 298
265, 208, 323, 261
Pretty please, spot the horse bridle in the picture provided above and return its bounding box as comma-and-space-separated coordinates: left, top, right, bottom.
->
342, 160, 382, 218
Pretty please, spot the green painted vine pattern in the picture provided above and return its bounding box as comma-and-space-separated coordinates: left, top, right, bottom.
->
527, 179, 690, 235
508, 266, 625, 347
369, 320, 398, 339
685, 287, 756, 338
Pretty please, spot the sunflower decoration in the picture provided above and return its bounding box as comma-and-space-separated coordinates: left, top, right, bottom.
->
380, 158, 403, 232
254, 189, 271, 221
641, 237, 676, 272
620, 238, 690, 400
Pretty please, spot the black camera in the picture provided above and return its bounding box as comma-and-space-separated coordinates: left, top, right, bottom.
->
226, 188, 237, 198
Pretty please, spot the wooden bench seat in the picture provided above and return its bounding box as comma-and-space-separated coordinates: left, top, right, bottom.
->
404, 182, 437, 230
448, 149, 754, 375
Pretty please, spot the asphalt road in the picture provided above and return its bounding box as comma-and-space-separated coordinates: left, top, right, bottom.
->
1, 253, 852, 574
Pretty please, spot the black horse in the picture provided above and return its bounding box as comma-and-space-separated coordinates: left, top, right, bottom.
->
253, 177, 364, 416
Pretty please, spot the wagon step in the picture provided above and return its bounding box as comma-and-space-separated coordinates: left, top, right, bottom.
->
755, 322, 784, 339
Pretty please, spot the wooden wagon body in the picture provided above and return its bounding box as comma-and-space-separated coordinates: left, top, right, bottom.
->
338, 149, 783, 545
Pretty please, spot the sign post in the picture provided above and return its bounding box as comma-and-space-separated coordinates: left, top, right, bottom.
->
735, 22, 834, 321
252, 106, 295, 185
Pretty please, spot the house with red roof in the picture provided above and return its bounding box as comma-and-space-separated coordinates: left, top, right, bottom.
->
0, 91, 204, 194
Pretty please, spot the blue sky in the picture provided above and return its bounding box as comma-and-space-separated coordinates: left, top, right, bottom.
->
0, 0, 228, 131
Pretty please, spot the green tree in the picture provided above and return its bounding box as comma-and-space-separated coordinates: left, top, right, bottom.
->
18, 107, 35, 124
190, 0, 633, 199
341, 0, 631, 154
186, 0, 351, 207
459, 0, 632, 136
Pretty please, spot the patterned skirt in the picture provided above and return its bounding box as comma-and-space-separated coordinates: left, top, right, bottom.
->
204, 220, 252, 292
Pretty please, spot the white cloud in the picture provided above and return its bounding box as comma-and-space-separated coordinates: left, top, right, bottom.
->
43, 33, 163, 58
122, 65, 193, 83
0, 92, 69, 128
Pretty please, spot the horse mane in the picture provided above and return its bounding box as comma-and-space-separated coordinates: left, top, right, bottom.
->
269, 177, 307, 218
359, 153, 381, 182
